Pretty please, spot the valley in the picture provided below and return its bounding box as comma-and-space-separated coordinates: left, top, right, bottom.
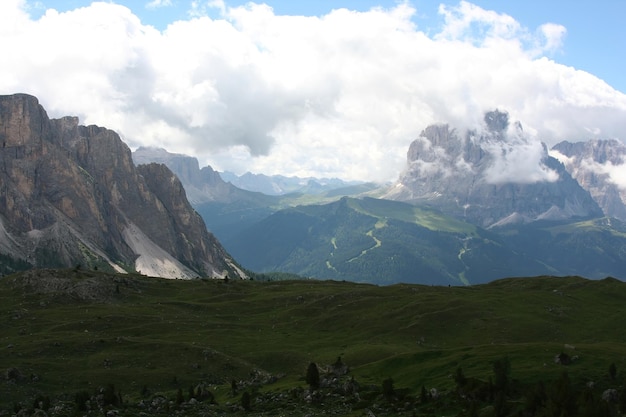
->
1, 1, 626, 415
133, 110, 626, 286
1, 94, 626, 415
2, 94, 625, 286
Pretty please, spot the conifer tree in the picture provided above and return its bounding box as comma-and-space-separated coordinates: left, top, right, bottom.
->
609, 362, 617, 380
241, 392, 251, 411
306, 362, 320, 390
382, 377, 395, 401
492, 357, 510, 394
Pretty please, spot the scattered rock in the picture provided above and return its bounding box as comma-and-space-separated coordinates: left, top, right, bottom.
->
5, 367, 22, 382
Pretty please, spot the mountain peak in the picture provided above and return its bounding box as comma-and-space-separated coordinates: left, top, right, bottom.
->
484, 109, 509, 133
384, 110, 602, 227
133, 146, 237, 205
0, 93, 245, 279
551, 139, 626, 220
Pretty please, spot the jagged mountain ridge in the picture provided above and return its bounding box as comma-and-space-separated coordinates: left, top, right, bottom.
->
550, 139, 626, 221
132, 146, 368, 201
0, 93, 245, 279
132, 147, 283, 241
210, 109, 625, 283
133, 111, 626, 284
219, 170, 362, 196
384, 110, 603, 228
132, 146, 249, 205
132, 146, 379, 244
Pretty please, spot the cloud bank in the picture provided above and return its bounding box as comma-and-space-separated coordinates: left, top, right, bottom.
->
482, 123, 560, 185
1, 0, 625, 182
551, 147, 626, 192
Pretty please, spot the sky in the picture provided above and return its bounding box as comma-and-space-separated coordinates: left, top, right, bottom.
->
1, 0, 625, 182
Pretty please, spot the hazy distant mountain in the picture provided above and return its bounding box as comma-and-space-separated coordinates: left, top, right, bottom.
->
4, 95, 623, 285
220, 111, 625, 284
551, 139, 626, 221
133, 146, 247, 205
0, 94, 245, 279
219, 171, 364, 196
132, 147, 283, 240
383, 110, 602, 228
133, 146, 379, 243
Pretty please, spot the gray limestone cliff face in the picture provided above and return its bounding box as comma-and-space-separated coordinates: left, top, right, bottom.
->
132, 147, 238, 204
136, 162, 238, 276
0, 93, 244, 278
551, 139, 626, 220
385, 110, 602, 227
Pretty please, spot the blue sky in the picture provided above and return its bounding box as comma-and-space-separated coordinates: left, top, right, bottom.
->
4, 0, 626, 181
28, 0, 625, 93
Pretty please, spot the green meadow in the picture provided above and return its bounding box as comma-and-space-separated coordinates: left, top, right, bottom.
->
1, 269, 625, 415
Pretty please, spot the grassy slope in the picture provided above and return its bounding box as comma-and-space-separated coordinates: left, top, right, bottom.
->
1, 270, 625, 410
226, 197, 552, 285
497, 217, 626, 279
345, 197, 476, 234
195, 184, 377, 244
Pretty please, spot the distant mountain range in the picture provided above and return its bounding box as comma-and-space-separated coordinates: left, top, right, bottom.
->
219, 170, 364, 196
0, 94, 246, 279
551, 139, 626, 221
132, 111, 626, 284
383, 110, 603, 227
2, 94, 625, 284
132, 146, 379, 245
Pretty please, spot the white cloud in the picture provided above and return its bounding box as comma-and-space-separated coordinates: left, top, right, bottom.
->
482, 124, 559, 184
604, 162, 626, 191
537, 23, 566, 53
0, 0, 31, 34
1, 1, 625, 182
554, 149, 626, 192
587, 160, 626, 190
145, 0, 172, 9
549, 149, 574, 166
436, 1, 566, 56
189, 0, 227, 18
437, 1, 522, 43
207, 0, 226, 16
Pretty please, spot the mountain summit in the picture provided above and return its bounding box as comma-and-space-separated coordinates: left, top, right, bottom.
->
0, 94, 245, 279
385, 110, 602, 227
132, 146, 236, 205
551, 139, 626, 221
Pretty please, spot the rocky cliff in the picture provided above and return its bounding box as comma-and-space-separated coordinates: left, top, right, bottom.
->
133, 147, 367, 201
132, 147, 237, 205
551, 139, 626, 221
0, 93, 245, 279
384, 110, 602, 227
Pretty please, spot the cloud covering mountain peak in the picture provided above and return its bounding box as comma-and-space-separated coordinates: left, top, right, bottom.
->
1, 1, 624, 182
386, 110, 602, 226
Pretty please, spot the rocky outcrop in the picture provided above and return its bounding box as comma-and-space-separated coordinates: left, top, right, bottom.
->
132, 147, 235, 205
551, 139, 626, 221
0, 93, 245, 279
133, 147, 365, 201
384, 110, 602, 227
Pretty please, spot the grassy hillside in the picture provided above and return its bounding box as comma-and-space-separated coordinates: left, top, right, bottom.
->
219, 197, 626, 285
1, 269, 625, 415
225, 197, 552, 285
195, 184, 378, 242
496, 217, 626, 279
